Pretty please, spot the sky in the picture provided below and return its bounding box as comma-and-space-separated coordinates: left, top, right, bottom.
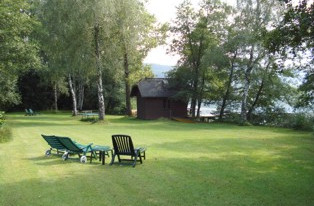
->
143, 0, 236, 66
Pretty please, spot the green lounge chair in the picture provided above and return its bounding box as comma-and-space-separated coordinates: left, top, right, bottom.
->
25, 109, 32, 116
57, 136, 93, 163
42, 134, 67, 156
29, 108, 38, 115
110, 134, 146, 167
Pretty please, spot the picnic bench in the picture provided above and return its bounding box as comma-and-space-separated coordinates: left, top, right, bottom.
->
200, 114, 219, 122
79, 110, 98, 119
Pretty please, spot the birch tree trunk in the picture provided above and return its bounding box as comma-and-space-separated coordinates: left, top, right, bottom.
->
53, 83, 58, 112
68, 74, 78, 116
196, 70, 205, 119
240, 46, 254, 123
94, 23, 105, 120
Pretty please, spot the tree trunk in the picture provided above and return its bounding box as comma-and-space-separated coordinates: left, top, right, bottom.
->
191, 66, 200, 118
247, 79, 264, 120
124, 52, 132, 116
94, 24, 105, 120
77, 82, 84, 111
241, 71, 250, 122
196, 99, 202, 119
219, 51, 237, 119
247, 61, 270, 120
53, 83, 58, 112
241, 46, 255, 123
197, 70, 206, 119
97, 70, 105, 120
190, 96, 197, 118
68, 74, 78, 116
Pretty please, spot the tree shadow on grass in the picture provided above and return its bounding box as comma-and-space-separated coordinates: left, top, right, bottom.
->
3, 150, 314, 206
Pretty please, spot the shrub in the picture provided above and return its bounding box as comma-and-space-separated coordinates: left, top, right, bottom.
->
286, 113, 314, 131
221, 110, 313, 132
249, 110, 313, 132
0, 111, 5, 127
0, 111, 12, 143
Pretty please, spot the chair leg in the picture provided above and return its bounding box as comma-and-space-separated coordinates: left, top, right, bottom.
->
139, 152, 143, 164
117, 155, 121, 162
110, 153, 116, 165
99, 151, 102, 161
101, 151, 105, 165
133, 153, 139, 167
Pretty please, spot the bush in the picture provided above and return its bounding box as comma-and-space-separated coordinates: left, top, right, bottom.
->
221, 110, 313, 132
0, 111, 12, 143
286, 114, 314, 131
0, 111, 5, 127
249, 110, 314, 132
220, 113, 242, 124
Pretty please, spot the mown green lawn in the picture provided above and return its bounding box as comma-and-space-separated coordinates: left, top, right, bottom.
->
0, 112, 313, 206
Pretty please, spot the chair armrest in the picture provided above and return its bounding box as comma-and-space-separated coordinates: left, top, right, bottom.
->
135, 147, 146, 152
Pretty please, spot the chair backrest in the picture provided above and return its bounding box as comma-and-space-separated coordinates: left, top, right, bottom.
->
112, 134, 135, 155
58, 137, 82, 153
42, 134, 66, 150
29, 109, 34, 114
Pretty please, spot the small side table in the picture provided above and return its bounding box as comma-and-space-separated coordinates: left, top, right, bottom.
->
91, 145, 113, 165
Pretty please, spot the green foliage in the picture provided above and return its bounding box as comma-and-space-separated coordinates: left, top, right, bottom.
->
247, 109, 314, 132
0, 76, 21, 109
288, 113, 314, 131
265, 0, 313, 110
0, 112, 12, 143
297, 72, 314, 109
0, 0, 41, 108
0, 111, 5, 127
266, 0, 313, 53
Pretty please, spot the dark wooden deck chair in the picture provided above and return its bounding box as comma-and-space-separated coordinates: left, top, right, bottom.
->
42, 134, 67, 156
110, 134, 146, 167
57, 136, 93, 163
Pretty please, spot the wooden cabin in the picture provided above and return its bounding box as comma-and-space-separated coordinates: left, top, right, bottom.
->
130, 78, 187, 120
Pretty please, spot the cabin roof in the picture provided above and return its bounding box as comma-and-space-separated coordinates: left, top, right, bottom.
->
130, 78, 177, 98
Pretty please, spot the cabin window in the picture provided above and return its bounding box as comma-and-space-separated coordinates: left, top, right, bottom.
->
168, 100, 171, 108
163, 99, 167, 109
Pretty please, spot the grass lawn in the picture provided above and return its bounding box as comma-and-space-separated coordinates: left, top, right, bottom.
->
0, 112, 313, 206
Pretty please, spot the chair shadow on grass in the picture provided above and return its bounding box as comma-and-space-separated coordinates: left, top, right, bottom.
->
24, 154, 93, 166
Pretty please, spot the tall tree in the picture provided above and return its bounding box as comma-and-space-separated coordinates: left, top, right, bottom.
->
37, 0, 117, 119
170, 0, 212, 118
114, 0, 165, 116
235, 0, 281, 123
266, 0, 313, 109
170, 0, 231, 118
0, 0, 40, 109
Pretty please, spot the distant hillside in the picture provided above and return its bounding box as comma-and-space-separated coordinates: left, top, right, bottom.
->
148, 64, 174, 78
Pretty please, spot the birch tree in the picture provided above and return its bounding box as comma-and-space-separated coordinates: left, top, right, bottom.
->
114, 0, 165, 116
